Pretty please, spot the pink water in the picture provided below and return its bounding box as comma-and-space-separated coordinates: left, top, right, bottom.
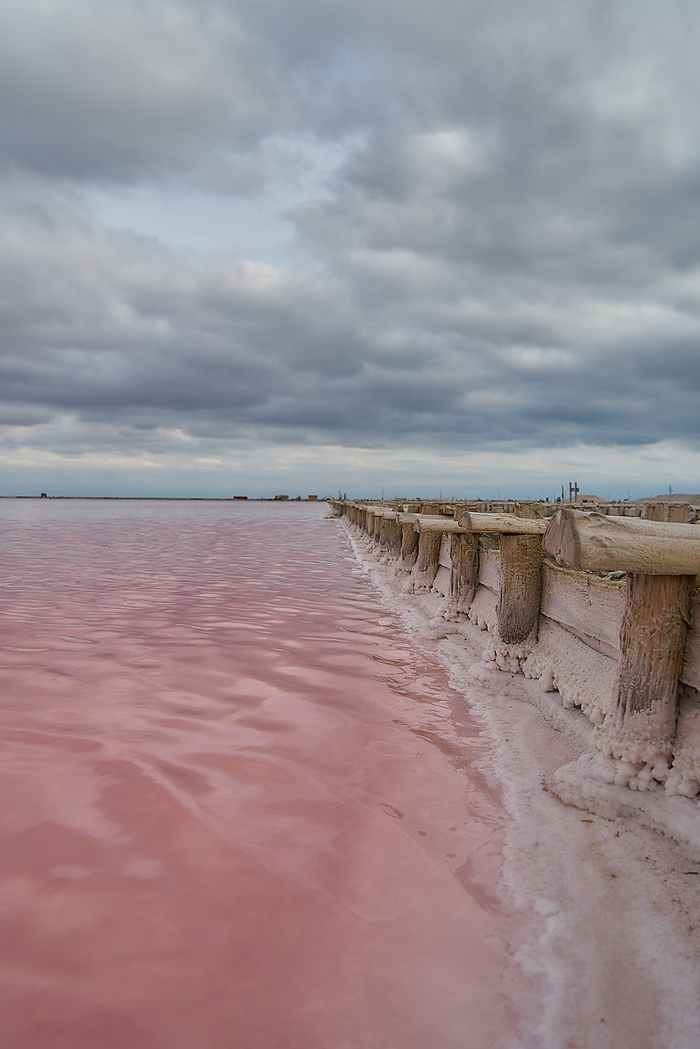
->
0, 500, 536, 1048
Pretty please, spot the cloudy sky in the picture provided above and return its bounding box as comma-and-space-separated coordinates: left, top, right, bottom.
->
1, 0, 699, 498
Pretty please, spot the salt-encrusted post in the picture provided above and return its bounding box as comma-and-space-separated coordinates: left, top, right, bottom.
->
373, 511, 383, 541
379, 512, 402, 555
412, 518, 470, 594
450, 532, 479, 610
413, 526, 442, 589
363, 508, 383, 539
397, 513, 420, 569
458, 511, 548, 644
497, 534, 543, 643
641, 502, 692, 524
544, 509, 700, 766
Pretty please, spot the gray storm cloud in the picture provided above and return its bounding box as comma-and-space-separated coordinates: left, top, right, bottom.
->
1, 0, 699, 491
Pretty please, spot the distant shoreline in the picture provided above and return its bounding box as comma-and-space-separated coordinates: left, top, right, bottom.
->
0, 496, 327, 502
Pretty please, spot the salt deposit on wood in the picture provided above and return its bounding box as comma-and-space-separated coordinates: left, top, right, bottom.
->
478, 546, 501, 593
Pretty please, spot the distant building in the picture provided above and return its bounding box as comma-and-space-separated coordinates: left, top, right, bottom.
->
274, 494, 290, 500
233, 495, 248, 500
308, 495, 318, 501
576, 494, 607, 507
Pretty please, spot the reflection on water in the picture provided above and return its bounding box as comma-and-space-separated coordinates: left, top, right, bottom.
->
0, 500, 536, 1048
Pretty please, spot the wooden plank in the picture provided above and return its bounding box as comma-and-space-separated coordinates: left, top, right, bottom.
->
458, 511, 548, 534
544, 509, 700, 574
604, 573, 693, 761
497, 533, 543, 644
468, 585, 498, 632
479, 547, 501, 593
540, 563, 625, 651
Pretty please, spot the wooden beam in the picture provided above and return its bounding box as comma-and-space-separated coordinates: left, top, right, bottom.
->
413, 518, 469, 533
543, 509, 700, 575
497, 533, 543, 643
458, 511, 548, 535
540, 562, 624, 652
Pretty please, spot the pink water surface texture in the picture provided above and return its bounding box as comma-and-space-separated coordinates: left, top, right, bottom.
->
0, 499, 536, 1048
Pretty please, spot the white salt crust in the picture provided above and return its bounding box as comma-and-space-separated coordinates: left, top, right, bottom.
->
521, 617, 617, 727
342, 521, 700, 1048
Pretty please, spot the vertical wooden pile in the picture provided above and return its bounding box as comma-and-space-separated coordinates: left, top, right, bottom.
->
458, 512, 548, 644
544, 509, 700, 766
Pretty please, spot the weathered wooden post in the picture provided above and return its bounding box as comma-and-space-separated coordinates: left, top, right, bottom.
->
641, 501, 692, 524
544, 509, 700, 766
412, 518, 470, 594
397, 513, 420, 569
450, 532, 480, 610
412, 521, 443, 589
363, 507, 384, 539
458, 512, 548, 644
379, 512, 402, 555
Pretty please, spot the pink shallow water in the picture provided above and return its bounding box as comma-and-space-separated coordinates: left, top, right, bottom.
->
0, 500, 536, 1048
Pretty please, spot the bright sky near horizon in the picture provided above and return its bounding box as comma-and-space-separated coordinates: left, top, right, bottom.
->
1, 0, 699, 498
